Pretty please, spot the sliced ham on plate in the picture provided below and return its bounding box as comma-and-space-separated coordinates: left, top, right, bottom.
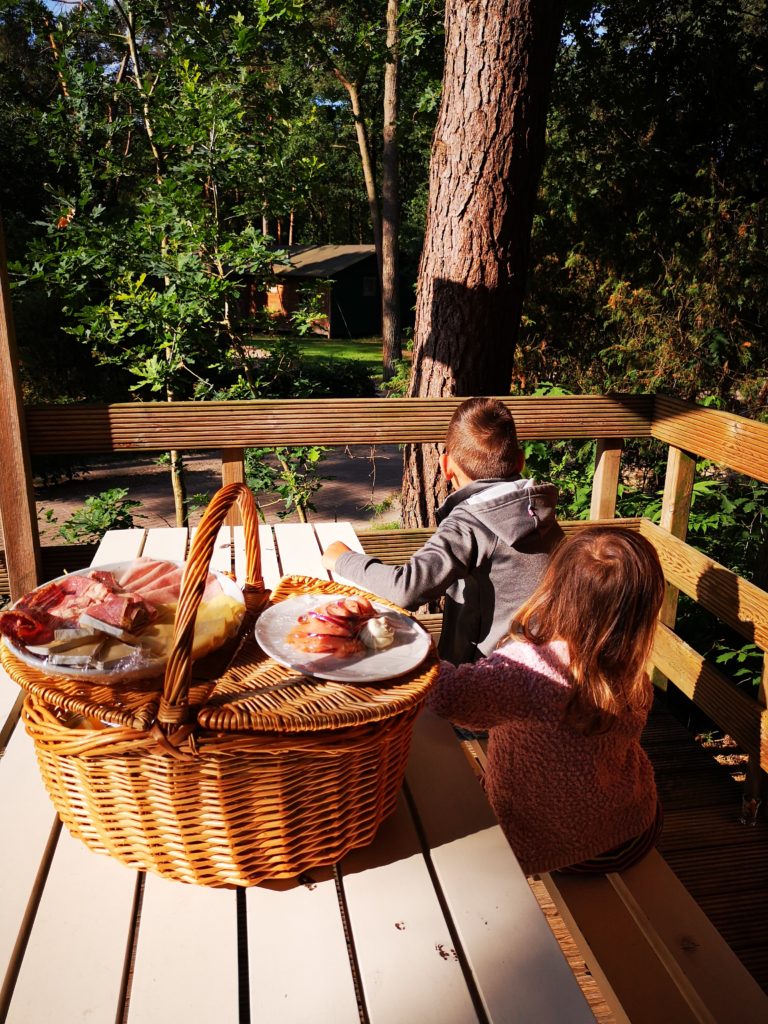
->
285, 596, 377, 657
116, 558, 221, 607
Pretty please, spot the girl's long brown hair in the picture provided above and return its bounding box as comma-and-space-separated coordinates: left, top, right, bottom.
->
510, 527, 666, 735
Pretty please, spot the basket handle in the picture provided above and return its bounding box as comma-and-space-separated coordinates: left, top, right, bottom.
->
158, 482, 266, 727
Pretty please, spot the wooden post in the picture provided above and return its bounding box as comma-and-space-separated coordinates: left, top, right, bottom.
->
658, 446, 696, 618
743, 657, 767, 822
221, 448, 245, 526
653, 445, 696, 692
590, 439, 623, 520
0, 218, 40, 600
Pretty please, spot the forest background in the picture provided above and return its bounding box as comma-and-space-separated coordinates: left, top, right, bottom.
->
1, 0, 767, 695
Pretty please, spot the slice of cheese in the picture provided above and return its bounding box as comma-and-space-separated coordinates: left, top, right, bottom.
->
48, 637, 108, 666
26, 631, 100, 656
97, 638, 147, 668
78, 612, 137, 642
54, 627, 98, 642
137, 622, 175, 655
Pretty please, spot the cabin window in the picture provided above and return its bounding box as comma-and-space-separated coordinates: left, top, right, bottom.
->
362, 276, 377, 297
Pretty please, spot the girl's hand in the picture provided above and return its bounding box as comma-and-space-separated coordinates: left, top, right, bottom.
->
321, 541, 352, 571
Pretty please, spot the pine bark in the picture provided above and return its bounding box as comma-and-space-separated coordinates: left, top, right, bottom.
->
381, 0, 401, 380
402, 0, 565, 526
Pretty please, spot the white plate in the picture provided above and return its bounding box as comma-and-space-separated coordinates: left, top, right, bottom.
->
2, 560, 244, 683
254, 593, 431, 683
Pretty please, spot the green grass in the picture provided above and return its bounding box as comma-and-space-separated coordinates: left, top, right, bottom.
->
252, 334, 383, 373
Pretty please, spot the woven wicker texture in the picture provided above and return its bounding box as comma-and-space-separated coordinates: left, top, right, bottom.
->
198, 574, 436, 733
5, 483, 439, 886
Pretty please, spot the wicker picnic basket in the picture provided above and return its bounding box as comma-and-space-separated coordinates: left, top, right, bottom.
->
2, 482, 439, 886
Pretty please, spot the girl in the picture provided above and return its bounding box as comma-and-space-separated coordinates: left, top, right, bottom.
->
427, 526, 666, 875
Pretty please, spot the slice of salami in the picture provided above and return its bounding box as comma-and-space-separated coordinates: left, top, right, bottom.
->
0, 608, 56, 646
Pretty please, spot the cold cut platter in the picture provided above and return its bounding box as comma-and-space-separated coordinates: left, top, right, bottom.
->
0, 558, 245, 682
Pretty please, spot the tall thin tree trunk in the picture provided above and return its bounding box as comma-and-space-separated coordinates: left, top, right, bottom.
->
166, 376, 188, 526
335, 70, 383, 279
402, 0, 565, 527
120, 6, 164, 183
119, 3, 188, 525
169, 449, 188, 526
381, 0, 401, 381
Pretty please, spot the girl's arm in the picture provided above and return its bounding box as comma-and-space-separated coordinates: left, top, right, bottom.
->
427, 650, 536, 731
428, 641, 569, 730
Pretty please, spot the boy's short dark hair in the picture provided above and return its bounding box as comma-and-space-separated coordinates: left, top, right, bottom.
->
445, 397, 523, 480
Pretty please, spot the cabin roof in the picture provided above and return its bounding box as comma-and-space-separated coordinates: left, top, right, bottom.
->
274, 244, 376, 279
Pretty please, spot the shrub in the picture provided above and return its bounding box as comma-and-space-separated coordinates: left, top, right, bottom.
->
58, 488, 142, 544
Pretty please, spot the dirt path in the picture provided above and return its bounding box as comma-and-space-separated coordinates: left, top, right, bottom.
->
35, 445, 404, 545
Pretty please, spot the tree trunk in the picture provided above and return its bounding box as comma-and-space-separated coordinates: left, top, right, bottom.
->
170, 448, 188, 527
119, 5, 189, 526
335, 70, 383, 279
402, 0, 565, 527
381, 0, 401, 381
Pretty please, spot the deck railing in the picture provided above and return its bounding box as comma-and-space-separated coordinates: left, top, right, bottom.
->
1, 392, 767, 801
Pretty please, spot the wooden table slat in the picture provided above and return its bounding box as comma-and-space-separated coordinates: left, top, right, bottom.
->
341, 793, 482, 1024
256, 524, 280, 590
91, 528, 146, 566
7, 828, 137, 1024
245, 870, 362, 1023
273, 522, 328, 580
207, 524, 233, 575
142, 526, 188, 563
0, 723, 58, 1000
406, 712, 595, 1024
128, 875, 240, 1023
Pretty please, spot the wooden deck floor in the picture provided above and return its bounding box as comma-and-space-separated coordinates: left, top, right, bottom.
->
645, 700, 768, 993
524, 696, 768, 1021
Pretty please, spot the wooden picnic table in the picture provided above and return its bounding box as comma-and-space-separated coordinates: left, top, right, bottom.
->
0, 521, 594, 1024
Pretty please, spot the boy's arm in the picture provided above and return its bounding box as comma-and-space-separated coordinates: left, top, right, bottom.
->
321, 541, 352, 571
328, 519, 475, 610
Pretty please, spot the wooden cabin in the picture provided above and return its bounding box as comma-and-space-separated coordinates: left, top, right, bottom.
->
1, 251, 768, 1019
261, 244, 380, 338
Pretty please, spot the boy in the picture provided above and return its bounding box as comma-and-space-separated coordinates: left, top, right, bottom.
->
321, 397, 562, 664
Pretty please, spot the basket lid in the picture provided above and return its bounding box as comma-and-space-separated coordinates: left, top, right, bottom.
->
0, 630, 245, 730
197, 576, 439, 733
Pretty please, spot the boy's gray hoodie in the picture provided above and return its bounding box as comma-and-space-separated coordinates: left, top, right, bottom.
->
334, 477, 562, 664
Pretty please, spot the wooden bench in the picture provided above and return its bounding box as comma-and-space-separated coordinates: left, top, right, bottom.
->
0, 522, 595, 1024
363, 517, 768, 1020
461, 735, 768, 1024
